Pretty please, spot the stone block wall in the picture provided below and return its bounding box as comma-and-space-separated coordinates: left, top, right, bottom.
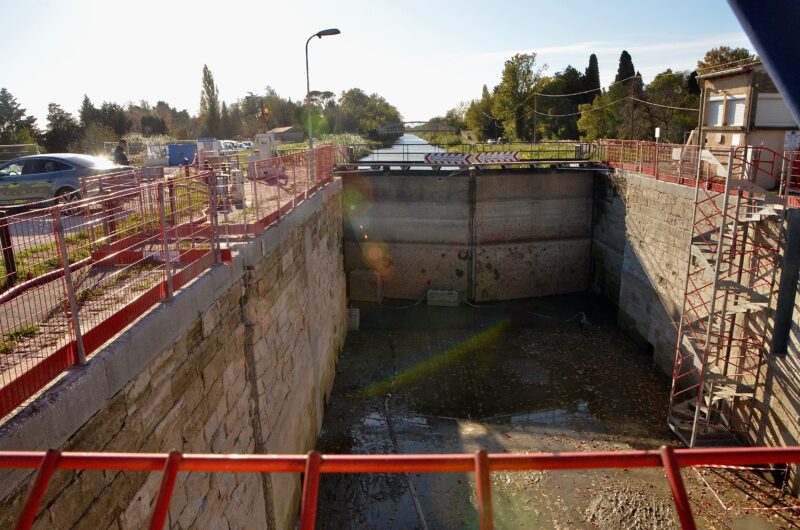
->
591, 170, 695, 372
0, 180, 347, 529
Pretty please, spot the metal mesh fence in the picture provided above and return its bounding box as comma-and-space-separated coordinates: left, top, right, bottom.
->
0, 145, 336, 418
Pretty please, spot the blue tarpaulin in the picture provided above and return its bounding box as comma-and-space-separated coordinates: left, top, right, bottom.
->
167, 144, 197, 167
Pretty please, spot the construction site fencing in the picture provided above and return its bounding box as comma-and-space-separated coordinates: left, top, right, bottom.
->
226, 144, 335, 238
0, 171, 220, 417
0, 146, 336, 419
5, 445, 800, 529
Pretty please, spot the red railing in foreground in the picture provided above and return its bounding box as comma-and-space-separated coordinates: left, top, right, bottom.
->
4, 446, 800, 530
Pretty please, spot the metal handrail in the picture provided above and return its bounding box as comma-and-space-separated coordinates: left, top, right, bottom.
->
6, 445, 800, 529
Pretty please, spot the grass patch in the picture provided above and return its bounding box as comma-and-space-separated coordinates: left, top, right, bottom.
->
5, 324, 39, 342
76, 285, 106, 305
0, 323, 41, 354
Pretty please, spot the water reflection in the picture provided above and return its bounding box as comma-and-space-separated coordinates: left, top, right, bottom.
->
358, 134, 460, 170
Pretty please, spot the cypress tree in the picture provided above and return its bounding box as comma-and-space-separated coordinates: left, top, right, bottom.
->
583, 54, 601, 104
615, 50, 636, 83
686, 71, 701, 95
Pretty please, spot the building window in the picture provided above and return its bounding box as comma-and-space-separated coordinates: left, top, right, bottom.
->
726, 96, 746, 126
707, 97, 724, 126
755, 93, 798, 127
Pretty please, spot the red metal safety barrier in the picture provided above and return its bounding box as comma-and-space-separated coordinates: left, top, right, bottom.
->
237, 145, 336, 237
5, 446, 800, 529
598, 139, 800, 204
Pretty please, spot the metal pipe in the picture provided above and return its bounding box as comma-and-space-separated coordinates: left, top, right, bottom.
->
660, 446, 697, 530
53, 208, 86, 365
157, 184, 173, 301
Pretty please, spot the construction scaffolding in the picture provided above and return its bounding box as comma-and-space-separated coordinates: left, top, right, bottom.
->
668, 146, 789, 446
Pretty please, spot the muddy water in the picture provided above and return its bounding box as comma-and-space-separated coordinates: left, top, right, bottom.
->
315, 295, 796, 529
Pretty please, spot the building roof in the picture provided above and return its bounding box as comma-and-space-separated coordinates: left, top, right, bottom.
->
696, 60, 762, 81
269, 126, 299, 134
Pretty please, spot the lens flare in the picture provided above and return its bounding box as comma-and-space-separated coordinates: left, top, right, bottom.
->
355, 318, 511, 398
343, 183, 371, 217
361, 240, 394, 278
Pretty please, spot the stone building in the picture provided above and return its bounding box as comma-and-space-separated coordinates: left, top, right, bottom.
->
698, 60, 798, 155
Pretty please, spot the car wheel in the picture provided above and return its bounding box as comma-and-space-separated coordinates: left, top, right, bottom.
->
55, 187, 81, 215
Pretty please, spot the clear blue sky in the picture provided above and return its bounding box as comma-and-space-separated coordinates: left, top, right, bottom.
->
0, 0, 752, 127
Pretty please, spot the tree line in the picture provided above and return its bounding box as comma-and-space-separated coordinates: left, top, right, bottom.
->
0, 64, 403, 154
430, 46, 752, 144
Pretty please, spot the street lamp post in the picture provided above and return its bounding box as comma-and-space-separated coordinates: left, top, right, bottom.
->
305, 28, 340, 188
305, 28, 341, 152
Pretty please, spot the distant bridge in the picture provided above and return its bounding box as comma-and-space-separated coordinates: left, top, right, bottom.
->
375, 121, 458, 136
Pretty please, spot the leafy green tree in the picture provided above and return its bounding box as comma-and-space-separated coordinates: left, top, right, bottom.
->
14, 125, 39, 146
220, 102, 234, 138
0, 88, 38, 144
79, 122, 116, 154
308, 90, 336, 109
640, 69, 700, 142
228, 104, 243, 136
44, 103, 81, 152
141, 115, 168, 136
153, 101, 175, 130
577, 93, 624, 140
199, 65, 221, 137
536, 66, 586, 140
78, 95, 100, 128
170, 110, 199, 140
261, 87, 303, 131
444, 104, 467, 131
492, 53, 544, 141
577, 51, 639, 140
338, 88, 402, 134
99, 102, 130, 137
465, 85, 499, 141
697, 46, 754, 73
235, 94, 267, 137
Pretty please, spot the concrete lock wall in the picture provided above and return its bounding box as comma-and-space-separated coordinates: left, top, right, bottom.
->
0, 180, 347, 530
342, 169, 593, 302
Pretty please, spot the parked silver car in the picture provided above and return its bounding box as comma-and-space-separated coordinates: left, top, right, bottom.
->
0, 154, 131, 206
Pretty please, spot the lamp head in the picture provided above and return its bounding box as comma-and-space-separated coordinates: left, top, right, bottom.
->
316, 28, 341, 38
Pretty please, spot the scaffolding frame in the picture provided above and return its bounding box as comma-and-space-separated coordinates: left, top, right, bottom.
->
668, 145, 788, 446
